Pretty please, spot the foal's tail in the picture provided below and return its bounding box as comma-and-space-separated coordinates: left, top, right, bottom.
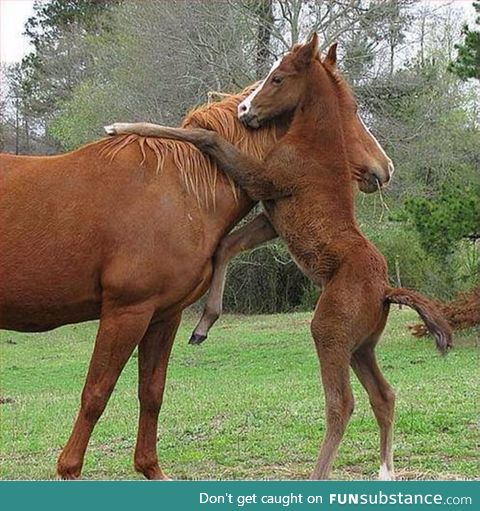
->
385, 287, 452, 354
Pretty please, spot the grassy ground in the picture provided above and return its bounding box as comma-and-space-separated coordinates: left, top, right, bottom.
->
0, 309, 478, 480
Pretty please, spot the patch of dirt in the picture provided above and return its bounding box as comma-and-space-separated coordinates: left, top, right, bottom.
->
394, 468, 471, 481
0, 397, 15, 405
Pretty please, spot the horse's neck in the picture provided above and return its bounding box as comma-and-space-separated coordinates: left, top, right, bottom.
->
184, 97, 285, 162
293, 77, 345, 155
292, 74, 352, 181
182, 104, 269, 242
182, 100, 284, 233
286, 74, 356, 228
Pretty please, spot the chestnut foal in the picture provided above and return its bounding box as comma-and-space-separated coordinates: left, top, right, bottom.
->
106, 35, 452, 479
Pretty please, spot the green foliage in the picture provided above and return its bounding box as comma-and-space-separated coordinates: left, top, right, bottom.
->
222, 242, 313, 314
17, 0, 119, 119
448, 1, 480, 80
48, 80, 116, 150
363, 222, 448, 298
400, 183, 480, 262
25, 0, 114, 44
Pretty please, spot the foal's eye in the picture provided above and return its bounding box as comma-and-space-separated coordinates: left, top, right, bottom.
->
272, 75, 283, 85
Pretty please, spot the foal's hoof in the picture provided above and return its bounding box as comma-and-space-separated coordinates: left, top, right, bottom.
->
56, 474, 80, 481
104, 124, 117, 136
189, 332, 207, 345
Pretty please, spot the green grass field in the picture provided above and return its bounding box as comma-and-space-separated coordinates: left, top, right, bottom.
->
1, 309, 478, 480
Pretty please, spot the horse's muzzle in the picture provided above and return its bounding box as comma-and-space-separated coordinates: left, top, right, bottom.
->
239, 112, 261, 129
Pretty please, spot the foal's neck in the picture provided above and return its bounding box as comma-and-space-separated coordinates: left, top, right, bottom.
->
289, 66, 353, 202
292, 67, 346, 159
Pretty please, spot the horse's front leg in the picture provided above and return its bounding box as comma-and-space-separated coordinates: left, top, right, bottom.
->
104, 123, 289, 200
57, 301, 154, 479
309, 293, 356, 480
134, 313, 181, 480
190, 213, 277, 345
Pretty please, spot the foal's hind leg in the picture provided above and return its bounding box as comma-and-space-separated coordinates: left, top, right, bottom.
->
309, 304, 355, 479
134, 313, 181, 479
190, 213, 277, 344
57, 302, 154, 479
351, 338, 396, 480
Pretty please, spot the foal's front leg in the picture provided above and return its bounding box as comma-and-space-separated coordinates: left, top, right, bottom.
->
190, 213, 278, 344
309, 293, 356, 479
104, 123, 292, 201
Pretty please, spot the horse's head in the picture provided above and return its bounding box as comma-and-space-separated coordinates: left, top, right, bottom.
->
237, 34, 394, 193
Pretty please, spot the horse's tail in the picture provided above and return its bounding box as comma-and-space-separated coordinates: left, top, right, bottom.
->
385, 286, 452, 353
409, 283, 480, 337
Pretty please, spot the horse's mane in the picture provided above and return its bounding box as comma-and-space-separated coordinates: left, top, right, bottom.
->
97, 85, 279, 209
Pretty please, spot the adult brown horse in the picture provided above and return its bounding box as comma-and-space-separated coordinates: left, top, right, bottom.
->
106, 35, 452, 480
0, 56, 392, 481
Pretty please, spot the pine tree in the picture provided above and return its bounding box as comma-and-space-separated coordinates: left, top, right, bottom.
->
17, 0, 119, 119
449, 1, 480, 80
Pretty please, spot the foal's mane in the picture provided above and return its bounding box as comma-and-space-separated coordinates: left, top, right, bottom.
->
97, 86, 279, 209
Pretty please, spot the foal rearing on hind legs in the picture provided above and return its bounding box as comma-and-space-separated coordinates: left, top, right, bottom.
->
107, 34, 452, 479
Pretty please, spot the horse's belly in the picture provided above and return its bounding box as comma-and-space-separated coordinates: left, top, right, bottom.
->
0, 256, 102, 331
1, 299, 101, 332
0, 227, 104, 331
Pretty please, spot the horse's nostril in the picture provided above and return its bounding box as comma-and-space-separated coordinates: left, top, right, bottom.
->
388, 161, 395, 177
240, 104, 247, 112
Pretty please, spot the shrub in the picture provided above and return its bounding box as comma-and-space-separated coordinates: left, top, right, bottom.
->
364, 222, 452, 299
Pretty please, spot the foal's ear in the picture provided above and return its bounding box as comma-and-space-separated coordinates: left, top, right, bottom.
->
324, 42, 338, 68
294, 32, 319, 70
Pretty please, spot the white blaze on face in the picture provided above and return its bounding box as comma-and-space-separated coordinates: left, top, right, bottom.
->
238, 58, 283, 118
357, 113, 394, 178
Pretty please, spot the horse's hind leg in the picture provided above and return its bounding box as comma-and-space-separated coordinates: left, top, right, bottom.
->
57, 302, 154, 479
190, 213, 277, 344
351, 336, 396, 480
134, 313, 181, 480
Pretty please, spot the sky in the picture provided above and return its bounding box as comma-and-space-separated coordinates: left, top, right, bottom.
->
0, 0, 477, 64
0, 0, 35, 64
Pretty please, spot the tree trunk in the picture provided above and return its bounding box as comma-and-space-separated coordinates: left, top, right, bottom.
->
255, 0, 274, 79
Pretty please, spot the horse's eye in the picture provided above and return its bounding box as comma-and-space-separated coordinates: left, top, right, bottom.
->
272, 75, 283, 85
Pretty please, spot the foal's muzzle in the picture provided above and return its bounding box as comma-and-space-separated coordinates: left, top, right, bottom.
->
239, 111, 261, 129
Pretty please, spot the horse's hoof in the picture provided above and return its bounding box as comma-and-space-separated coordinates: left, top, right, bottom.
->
104, 125, 117, 136
189, 333, 207, 345
56, 472, 80, 480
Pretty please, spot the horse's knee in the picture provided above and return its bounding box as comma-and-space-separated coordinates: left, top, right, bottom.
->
81, 384, 113, 422
373, 386, 396, 419
138, 384, 163, 414
214, 235, 236, 264
328, 391, 355, 419
384, 386, 396, 407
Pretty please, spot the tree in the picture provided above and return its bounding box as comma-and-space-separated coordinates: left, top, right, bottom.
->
4, 0, 478, 304
16, 0, 119, 121
401, 183, 480, 263
449, 1, 480, 80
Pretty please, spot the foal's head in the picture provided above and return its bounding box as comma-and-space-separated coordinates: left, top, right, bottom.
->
237, 34, 394, 193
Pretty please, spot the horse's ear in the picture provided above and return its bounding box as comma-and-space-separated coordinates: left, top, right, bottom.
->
294, 32, 319, 70
324, 42, 338, 68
